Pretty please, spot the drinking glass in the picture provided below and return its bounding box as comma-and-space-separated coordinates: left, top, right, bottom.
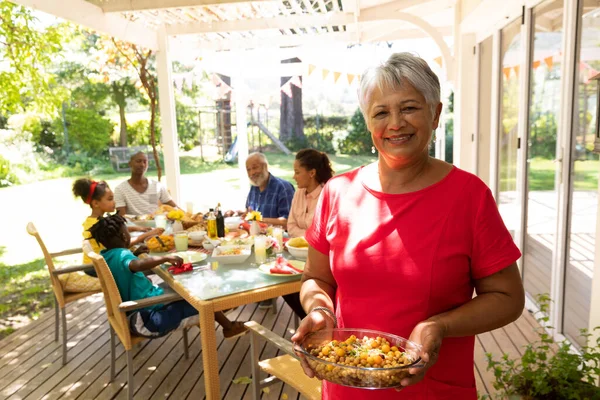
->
254, 235, 267, 264
174, 232, 189, 251
155, 214, 167, 229
272, 228, 283, 255
186, 201, 194, 214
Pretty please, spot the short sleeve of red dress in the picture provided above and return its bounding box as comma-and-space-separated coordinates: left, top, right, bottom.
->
305, 166, 521, 400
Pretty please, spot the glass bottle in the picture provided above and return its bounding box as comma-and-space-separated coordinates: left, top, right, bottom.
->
207, 208, 218, 239
216, 203, 225, 238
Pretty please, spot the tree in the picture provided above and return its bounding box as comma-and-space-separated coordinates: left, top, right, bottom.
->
280, 58, 305, 143
0, 1, 67, 114
92, 33, 163, 179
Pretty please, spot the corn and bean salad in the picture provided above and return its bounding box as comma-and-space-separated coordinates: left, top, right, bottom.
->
303, 334, 416, 388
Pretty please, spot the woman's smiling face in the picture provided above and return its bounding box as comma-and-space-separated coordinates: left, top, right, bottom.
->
366, 81, 442, 168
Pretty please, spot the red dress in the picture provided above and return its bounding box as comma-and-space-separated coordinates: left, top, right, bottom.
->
305, 166, 521, 400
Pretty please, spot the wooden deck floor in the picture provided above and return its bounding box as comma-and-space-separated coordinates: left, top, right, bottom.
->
0, 295, 543, 400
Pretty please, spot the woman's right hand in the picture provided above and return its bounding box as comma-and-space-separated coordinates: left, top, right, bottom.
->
291, 308, 336, 378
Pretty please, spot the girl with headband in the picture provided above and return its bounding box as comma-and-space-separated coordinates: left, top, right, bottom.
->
72, 179, 163, 270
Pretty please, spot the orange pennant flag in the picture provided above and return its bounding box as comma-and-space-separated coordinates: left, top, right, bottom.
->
513, 65, 520, 77
347, 74, 355, 85
333, 71, 341, 83
433, 56, 443, 68
503, 67, 511, 80
308, 64, 316, 76
322, 69, 329, 80
544, 56, 553, 70
533, 60, 541, 69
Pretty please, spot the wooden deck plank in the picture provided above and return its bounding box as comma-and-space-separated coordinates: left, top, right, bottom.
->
5, 316, 109, 400
0, 296, 104, 373
0, 303, 107, 399
0, 297, 549, 400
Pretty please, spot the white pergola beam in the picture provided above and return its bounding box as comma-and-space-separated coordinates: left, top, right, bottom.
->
167, 0, 431, 35
173, 31, 357, 51
89, 0, 270, 12
14, 0, 157, 50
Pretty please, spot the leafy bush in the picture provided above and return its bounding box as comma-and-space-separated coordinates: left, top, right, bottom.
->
297, 115, 349, 153
0, 155, 18, 187
484, 294, 600, 400
176, 103, 199, 150
337, 108, 372, 155
52, 108, 114, 156
128, 119, 162, 146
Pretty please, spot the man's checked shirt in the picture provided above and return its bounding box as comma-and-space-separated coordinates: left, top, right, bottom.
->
245, 173, 295, 218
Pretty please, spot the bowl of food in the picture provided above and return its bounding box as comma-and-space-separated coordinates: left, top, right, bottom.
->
145, 234, 175, 253
211, 245, 251, 264
296, 328, 423, 389
202, 239, 221, 251
224, 216, 243, 231
126, 214, 156, 228
188, 230, 206, 242
286, 237, 309, 260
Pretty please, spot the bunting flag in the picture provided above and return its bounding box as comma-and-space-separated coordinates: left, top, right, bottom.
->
347, 74, 355, 85
513, 65, 520, 77
281, 81, 293, 98
503, 67, 511, 80
289, 75, 302, 89
322, 69, 330, 80
544, 56, 553, 70
333, 72, 342, 83
433, 56, 443, 68
533, 60, 541, 69
307, 64, 316, 76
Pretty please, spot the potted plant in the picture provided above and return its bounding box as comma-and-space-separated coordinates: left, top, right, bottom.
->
481, 294, 600, 400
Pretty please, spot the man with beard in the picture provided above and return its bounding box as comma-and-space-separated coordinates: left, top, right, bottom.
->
244, 152, 295, 228
115, 152, 180, 216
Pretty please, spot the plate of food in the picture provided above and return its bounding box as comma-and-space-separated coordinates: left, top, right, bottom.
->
296, 328, 424, 389
145, 234, 175, 253
258, 256, 305, 276
173, 251, 208, 264
211, 245, 251, 264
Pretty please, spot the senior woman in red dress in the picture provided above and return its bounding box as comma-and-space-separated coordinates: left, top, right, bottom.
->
291, 52, 525, 399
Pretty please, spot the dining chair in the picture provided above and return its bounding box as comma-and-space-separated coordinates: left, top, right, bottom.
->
26, 221, 102, 366
245, 321, 321, 400
84, 243, 196, 400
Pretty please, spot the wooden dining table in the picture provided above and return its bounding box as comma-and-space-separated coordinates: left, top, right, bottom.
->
152, 246, 303, 400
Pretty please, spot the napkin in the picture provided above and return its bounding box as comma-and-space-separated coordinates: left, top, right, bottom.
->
168, 263, 193, 275
269, 256, 302, 275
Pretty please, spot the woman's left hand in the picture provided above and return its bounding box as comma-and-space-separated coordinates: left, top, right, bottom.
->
401, 319, 446, 387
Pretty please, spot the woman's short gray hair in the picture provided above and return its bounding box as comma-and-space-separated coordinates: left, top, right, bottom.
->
358, 52, 441, 116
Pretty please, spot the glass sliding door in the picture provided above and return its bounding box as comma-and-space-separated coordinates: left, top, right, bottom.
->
563, 1, 600, 348
498, 19, 523, 238
523, 0, 564, 307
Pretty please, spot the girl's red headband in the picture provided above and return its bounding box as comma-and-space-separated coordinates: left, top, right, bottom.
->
85, 181, 98, 205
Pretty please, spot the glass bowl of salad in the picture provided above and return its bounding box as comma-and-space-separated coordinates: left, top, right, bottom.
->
296, 328, 424, 389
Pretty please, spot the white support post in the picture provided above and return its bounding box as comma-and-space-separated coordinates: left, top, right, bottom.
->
156, 25, 181, 204
453, 32, 477, 171
234, 75, 249, 201
489, 30, 501, 201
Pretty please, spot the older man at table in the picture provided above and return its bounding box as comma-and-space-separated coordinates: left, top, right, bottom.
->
115, 152, 179, 216
244, 152, 295, 228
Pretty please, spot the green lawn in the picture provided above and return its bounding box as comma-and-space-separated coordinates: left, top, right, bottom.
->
0, 152, 376, 338
500, 158, 599, 192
